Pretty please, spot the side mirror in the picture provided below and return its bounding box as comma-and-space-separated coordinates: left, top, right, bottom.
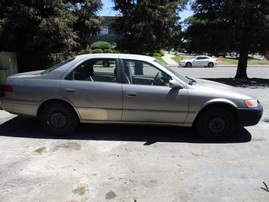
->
169, 79, 183, 89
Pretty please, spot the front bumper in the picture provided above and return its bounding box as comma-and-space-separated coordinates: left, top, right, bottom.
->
237, 102, 263, 127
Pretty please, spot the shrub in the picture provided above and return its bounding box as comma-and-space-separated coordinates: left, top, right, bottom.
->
91, 41, 111, 50
113, 49, 120, 53
92, 49, 103, 53
144, 52, 150, 56
145, 50, 164, 57
104, 49, 113, 53
153, 52, 161, 57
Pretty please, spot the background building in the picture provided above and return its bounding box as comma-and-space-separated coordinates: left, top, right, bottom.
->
92, 16, 119, 44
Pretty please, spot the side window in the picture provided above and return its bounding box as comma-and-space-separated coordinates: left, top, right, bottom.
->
122, 59, 171, 86
67, 59, 117, 83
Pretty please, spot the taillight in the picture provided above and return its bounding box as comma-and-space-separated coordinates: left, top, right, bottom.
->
4, 85, 13, 92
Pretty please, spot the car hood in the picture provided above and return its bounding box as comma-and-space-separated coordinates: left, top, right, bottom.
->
191, 78, 255, 99
181, 59, 192, 62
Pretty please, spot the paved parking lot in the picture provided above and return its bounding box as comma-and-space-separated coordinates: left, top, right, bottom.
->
1, 85, 269, 202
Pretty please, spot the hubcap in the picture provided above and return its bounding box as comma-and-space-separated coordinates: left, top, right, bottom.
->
49, 110, 68, 129
207, 115, 226, 134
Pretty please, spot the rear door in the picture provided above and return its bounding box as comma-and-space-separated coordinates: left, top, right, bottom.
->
60, 58, 123, 121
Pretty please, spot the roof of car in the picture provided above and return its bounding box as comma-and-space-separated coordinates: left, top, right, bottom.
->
75, 53, 155, 61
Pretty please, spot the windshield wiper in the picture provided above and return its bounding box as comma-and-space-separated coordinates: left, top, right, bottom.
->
186, 76, 196, 85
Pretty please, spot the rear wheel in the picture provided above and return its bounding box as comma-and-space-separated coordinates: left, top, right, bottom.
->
208, 62, 214, 67
186, 62, 192, 67
41, 102, 78, 135
195, 107, 235, 140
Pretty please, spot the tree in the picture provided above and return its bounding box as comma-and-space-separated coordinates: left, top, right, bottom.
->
185, 0, 269, 78
111, 0, 188, 54
0, 0, 103, 72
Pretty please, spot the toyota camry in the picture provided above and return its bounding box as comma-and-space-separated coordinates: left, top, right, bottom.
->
0, 54, 263, 140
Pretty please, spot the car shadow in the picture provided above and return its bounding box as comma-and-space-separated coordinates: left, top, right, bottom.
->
0, 116, 252, 144
203, 78, 269, 88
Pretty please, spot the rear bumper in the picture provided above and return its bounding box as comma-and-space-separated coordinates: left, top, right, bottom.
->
0, 98, 38, 116
237, 102, 263, 127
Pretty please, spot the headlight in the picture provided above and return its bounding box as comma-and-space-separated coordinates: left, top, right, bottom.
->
244, 99, 258, 107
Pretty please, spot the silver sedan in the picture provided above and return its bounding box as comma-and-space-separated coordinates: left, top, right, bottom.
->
0, 54, 263, 140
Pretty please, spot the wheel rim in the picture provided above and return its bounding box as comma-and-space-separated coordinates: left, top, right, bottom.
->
207, 115, 226, 134
103, 61, 109, 67
208, 63, 213, 67
48, 110, 68, 129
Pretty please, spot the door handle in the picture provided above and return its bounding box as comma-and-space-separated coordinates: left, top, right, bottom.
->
126, 92, 137, 97
65, 88, 75, 93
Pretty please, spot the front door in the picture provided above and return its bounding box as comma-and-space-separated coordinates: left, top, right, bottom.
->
121, 59, 189, 124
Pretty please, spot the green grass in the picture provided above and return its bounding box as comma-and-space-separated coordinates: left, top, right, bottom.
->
170, 55, 182, 63
154, 56, 167, 64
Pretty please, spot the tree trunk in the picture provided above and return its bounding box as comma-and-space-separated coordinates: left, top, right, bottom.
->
235, 48, 248, 78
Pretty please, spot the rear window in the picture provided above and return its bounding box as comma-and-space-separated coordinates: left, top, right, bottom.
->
41, 58, 75, 75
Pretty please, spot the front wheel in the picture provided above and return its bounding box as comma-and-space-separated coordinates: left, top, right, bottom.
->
195, 107, 235, 140
41, 102, 78, 135
186, 62, 192, 67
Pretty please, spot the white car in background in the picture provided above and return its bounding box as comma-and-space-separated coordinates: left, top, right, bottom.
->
180, 55, 218, 67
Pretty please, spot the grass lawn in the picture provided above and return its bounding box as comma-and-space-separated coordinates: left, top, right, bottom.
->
170, 55, 269, 66
171, 55, 182, 64
154, 56, 168, 64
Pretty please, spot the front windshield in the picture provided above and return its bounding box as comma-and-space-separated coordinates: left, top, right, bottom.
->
154, 59, 189, 84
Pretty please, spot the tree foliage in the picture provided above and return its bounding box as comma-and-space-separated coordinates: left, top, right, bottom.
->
0, 0, 103, 72
183, 0, 269, 78
111, 0, 188, 54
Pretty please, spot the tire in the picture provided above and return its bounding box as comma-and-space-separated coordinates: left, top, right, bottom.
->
102, 61, 110, 67
208, 62, 214, 67
195, 107, 235, 140
41, 102, 78, 135
186, 62, 192, 67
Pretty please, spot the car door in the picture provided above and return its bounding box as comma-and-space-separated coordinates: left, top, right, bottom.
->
59, 58, 123, 121
199, 56, 209, 66
192, 57, 204, 66
120, 59, 189, 124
